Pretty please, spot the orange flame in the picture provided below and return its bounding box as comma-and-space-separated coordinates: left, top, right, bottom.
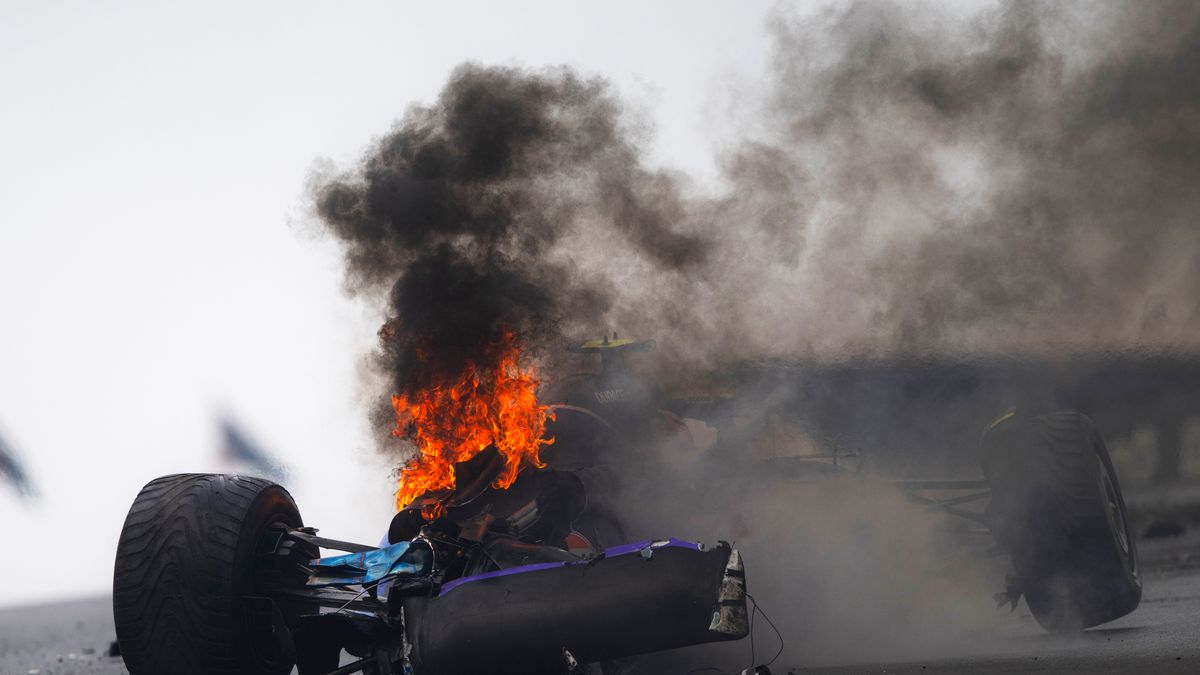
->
391, 332, 553, 512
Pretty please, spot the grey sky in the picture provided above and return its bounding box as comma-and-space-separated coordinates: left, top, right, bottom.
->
0, 0, 791, 607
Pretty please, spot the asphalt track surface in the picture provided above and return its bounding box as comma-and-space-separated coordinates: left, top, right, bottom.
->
3, 535, 1198, 675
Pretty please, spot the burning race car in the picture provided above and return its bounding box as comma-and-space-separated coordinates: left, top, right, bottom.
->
111, 338, 1140, 674
111, 336, 749, 675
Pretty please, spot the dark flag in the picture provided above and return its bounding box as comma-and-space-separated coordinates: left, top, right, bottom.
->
218, 416, 289, 483
0, 428, 35, 499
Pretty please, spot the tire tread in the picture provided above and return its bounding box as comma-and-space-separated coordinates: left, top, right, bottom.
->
113, 474, 297, 675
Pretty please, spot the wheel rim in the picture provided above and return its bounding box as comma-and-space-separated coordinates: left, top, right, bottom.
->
1099, 458, 1134, 571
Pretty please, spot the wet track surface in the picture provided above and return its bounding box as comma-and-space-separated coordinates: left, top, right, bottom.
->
3, 536, 1198, 675
808, 569, 1200, 674
0, 596, 121, 675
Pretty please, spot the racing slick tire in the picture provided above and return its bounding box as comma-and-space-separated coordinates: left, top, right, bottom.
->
980, 411, 1141, 633
113, 473, 308, 675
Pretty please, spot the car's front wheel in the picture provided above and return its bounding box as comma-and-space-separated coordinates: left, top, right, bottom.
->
113, 473, 308, 675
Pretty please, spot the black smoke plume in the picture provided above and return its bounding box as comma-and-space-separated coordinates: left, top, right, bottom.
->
312, 64, 706, 438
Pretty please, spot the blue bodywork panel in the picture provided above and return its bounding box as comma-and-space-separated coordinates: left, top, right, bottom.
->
308, 540, 431, 587
306, 536, 706, 593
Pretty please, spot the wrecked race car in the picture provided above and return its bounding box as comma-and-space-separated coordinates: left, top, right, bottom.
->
111, 337, 1141, 674
111, 447, 749, 675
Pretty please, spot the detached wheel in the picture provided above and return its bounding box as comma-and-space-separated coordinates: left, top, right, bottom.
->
113, 474, 310, 675
981, 411, 1141, 632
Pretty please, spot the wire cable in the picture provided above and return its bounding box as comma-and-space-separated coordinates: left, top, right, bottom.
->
749, 589, 756, 666
747, 593, 785, 667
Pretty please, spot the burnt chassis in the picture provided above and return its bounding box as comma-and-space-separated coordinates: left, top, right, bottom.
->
267, 531, 747, 675
270, 447, 750, 675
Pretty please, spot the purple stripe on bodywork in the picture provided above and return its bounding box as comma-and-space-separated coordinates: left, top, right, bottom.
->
438, 538, 704, 596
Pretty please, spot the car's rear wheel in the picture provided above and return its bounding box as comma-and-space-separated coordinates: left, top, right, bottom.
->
113, 473, 308, 674
981, 411, 1141, 632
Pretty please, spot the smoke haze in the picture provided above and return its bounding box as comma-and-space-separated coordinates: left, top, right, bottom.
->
316, 0, 1200, 412
310, 0, 1200, 667
737, 0, 1200, 358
